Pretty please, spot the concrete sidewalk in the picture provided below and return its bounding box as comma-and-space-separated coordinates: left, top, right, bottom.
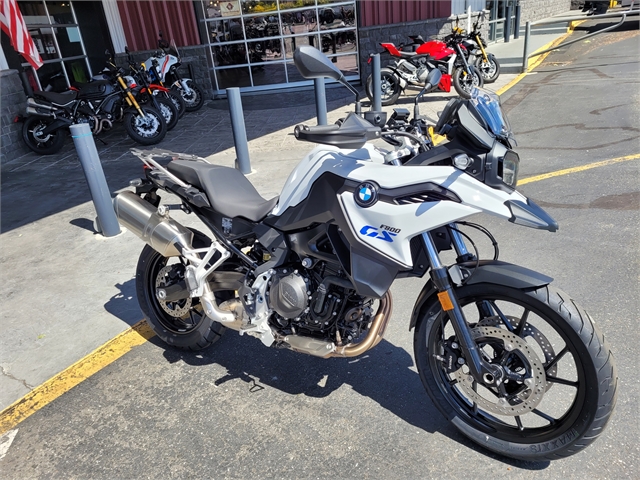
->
0, 24, 573, 412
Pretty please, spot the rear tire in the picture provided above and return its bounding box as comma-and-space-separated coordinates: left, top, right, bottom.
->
155, 96, 179, 131
452, 67, 483, 98
136, 230, 228, 350
413, 283, 617, 461
22, 116, 66, 155
168, 91, 186, 118
124, 106, 167, 145
365, 68, 402, 106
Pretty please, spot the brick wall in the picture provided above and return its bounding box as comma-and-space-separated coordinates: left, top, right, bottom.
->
1, 70, 29, 161
518, 0, 572, 24
357, 11, 489, 82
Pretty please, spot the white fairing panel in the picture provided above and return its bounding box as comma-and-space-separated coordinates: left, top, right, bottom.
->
272, 146, 530, 268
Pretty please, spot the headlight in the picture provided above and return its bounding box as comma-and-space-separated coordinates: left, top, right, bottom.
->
501, 150, 519, 187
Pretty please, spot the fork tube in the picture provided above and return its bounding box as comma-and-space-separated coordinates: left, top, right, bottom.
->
422, 232, 488, 380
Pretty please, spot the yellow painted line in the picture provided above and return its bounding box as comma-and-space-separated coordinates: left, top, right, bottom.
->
0, 320, 156, 436
518, 153, 640, 185
496, 31, 574, 96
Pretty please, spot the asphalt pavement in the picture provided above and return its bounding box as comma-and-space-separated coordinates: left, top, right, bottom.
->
0, 15, 638, 479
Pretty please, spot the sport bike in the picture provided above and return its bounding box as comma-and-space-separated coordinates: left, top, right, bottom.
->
455, 13, 500, 84
365, 28, 483, 105
114, 46, 616, 461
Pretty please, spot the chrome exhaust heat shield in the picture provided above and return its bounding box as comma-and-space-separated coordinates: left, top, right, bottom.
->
113, 191, 193, 257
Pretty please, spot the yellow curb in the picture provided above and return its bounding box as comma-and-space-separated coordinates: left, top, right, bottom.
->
496, 30, 575, 96
0, 320, 156, 435
518, 153, 640, 185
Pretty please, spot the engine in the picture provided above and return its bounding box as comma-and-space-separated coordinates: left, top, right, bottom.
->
397, 58, 430, 84
266, 263, 374, 346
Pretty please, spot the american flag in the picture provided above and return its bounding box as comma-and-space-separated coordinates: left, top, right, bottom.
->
0, 0, 43, 69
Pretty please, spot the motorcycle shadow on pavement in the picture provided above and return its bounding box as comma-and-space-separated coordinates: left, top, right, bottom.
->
147, 329, 550, 470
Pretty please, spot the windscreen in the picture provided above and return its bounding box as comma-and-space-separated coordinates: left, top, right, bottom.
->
469, 87, 511, 138
169, 39, 180, 60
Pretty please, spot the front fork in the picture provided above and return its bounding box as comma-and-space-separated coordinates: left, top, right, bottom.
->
117, 76, 145, 117
422, 228, 503, 386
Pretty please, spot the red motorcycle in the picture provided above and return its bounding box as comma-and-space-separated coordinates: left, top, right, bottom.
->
365, 32, 483, 106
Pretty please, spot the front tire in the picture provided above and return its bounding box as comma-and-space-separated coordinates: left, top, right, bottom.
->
365, 68, 402, 106
475, 54, 500, 83
452, 67, 483, 98
21, 116, 66, 154
173, 80, 204, 112
413, 283, 617, 461
124, 106, 167, 145
136, 230, 227, 350
155, 96, 179, 131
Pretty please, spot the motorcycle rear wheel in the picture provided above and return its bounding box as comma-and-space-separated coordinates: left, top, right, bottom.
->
167, 91, 186, 118
136, 230, 228, 350
413, 283, 617, 461
365, 68, 402, 106
155, 96, 179, 131
124, 106, 167, 145
452, 67, 483, 98
475, 54, 500, 83
22, 116, 66, 155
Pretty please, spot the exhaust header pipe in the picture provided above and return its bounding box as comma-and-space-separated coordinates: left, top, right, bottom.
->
113, 191, 193, 257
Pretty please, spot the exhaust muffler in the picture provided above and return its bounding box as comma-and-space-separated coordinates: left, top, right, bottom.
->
113, 191, 193, 257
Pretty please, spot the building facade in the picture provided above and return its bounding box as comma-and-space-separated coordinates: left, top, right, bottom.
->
1, 0, 571, 158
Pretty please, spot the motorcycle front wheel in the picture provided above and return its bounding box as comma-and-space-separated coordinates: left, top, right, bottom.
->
154, 96, 179, 131
452, 67, 484, 98
124, 106, 167, 145
173, 80, 204, 112
475, 54, 500, 83
365, 68, 402, 106
167, 90, 186, 118
136, 230, 228, 350
22, 116, 66, 155
413, 283, 617, 461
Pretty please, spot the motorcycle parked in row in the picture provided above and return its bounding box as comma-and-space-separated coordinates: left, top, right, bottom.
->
365, 25, 483, 105
456, 13, 500, 84
143, 33, 205, 112
21, 58, 166, 154
113, 46, 616, 462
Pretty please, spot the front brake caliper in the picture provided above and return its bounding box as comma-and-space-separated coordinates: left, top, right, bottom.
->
436, 337, 464, 373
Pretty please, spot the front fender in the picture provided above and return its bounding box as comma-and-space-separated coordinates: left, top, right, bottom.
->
408, 260, 553, 330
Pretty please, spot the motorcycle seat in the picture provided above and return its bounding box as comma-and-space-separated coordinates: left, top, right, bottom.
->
34, 90, 77, 105
167, 160, 279, 222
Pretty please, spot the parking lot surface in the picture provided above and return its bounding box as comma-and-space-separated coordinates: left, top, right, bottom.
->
0, 19, 638, 479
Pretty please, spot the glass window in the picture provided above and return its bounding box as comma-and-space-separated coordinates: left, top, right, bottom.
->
252, 63, 287, 86
212, 43, 248, 67
241, 0, 278, 15
279, 0, 315, 10
45, 1, 75, 24
331, 53, 357, 76
247, 39, 283, 63
207, 18, 243, 43
204, 1, 222, 18
36, 61, 67, 90
57, 26, 83, 57
64, 59, 89, 84
244, 15, 281, 39
216, 67, 251, 89
21, 1, 49, 25
29, 27, 58, 61
283, 34, 318, 59
280, 9, 317, 34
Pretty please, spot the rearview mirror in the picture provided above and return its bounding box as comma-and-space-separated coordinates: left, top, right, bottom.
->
293, 46, 343, 81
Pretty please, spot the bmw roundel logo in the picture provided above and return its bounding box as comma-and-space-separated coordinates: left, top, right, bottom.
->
354, 181, 379, 208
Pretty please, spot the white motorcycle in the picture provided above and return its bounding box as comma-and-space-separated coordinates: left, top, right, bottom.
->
143, 35, 204, 112
113, 46, 617, 461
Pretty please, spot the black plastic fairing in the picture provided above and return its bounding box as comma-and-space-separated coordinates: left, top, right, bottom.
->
505, 198, 558, 232
294, 113, 381, 149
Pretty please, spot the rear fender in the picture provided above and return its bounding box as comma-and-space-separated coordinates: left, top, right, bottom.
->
408, 260, 553, 330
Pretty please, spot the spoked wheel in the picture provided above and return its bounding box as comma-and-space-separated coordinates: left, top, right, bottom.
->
173, 80, 204, 112
154, 96, 179, 130
474, 54, 500, 83
365, 68, 402, 106
21, 116, 66, 154
413, 283, 617, 461
123, 106, 167, 145
136, 230, 230, 350
452, 67, 484, 98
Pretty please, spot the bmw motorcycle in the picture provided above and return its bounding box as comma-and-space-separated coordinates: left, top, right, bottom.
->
114, 46, 616, 461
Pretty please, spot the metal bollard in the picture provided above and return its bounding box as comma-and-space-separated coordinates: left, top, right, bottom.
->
514, 5, 521, 39
314, 77, 327, 126
522, 21, 531, 73
226, 87, 251, 175
70, 123, 121, 237
371, 53, 382, 112
505, 4, 513, 42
